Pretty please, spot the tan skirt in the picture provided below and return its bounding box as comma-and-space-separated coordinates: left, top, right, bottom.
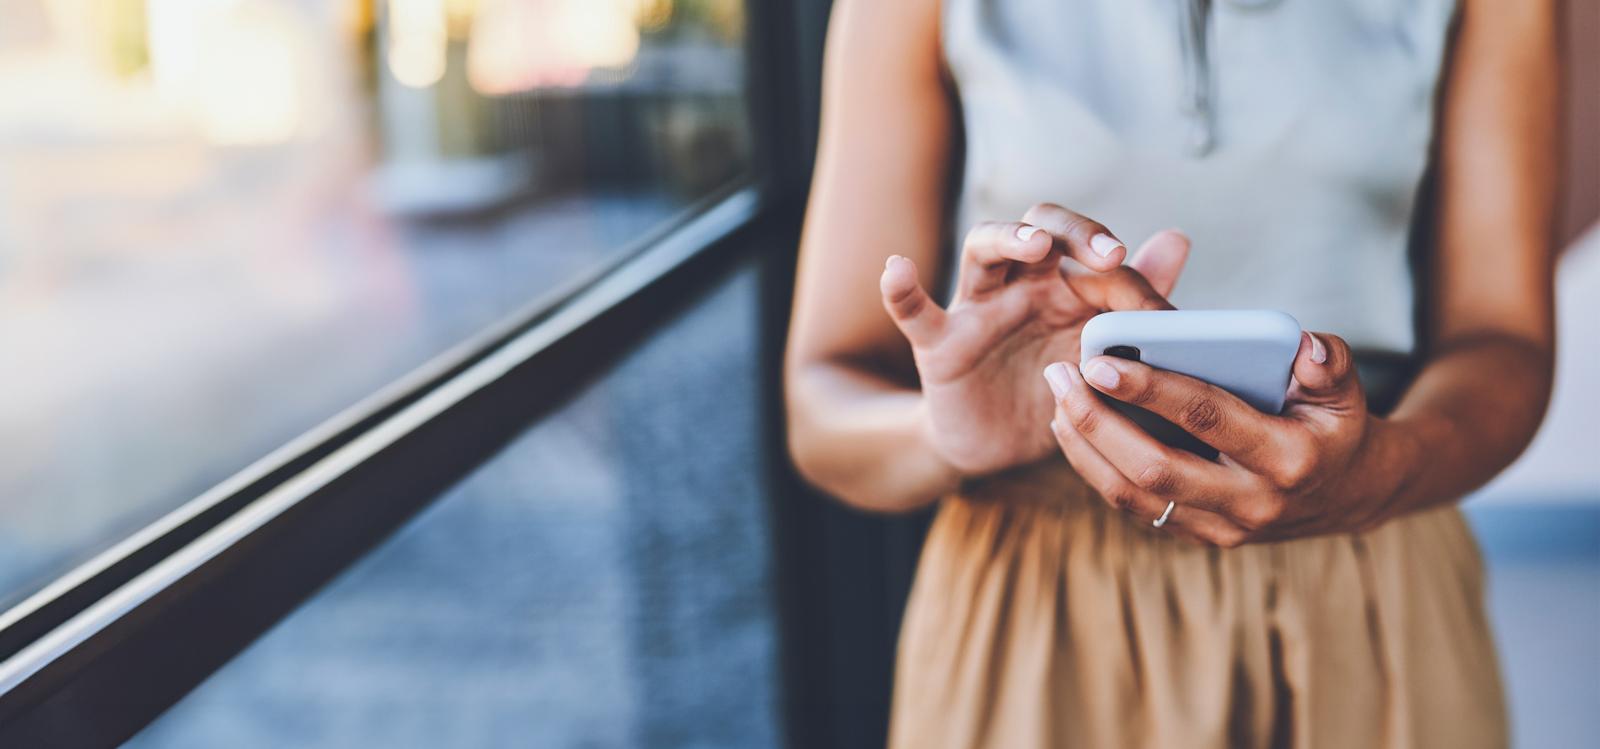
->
888, 462, 1507, 749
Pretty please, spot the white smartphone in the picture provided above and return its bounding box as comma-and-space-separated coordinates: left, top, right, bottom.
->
1079, 310, 1303, 456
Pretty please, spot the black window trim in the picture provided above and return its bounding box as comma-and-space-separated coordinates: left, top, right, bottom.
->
0, 184, 758, 691
0, 181, 764, 667
0, 184, 784, 746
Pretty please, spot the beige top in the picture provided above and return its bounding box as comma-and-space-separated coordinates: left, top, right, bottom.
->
944, 0, 1458, 354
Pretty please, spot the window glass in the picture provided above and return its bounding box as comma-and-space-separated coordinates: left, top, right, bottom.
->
125, 265, 780, 749
0, 0, 749, 609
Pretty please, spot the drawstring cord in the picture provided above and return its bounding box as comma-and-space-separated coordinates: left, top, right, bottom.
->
1177, 0, 1214, 155
1178, 0, 1281, 156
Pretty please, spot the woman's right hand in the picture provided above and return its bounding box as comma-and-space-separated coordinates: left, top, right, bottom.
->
879, 204, 1190, 477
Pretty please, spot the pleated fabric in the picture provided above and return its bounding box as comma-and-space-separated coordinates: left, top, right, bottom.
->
888, 462, 1507, 749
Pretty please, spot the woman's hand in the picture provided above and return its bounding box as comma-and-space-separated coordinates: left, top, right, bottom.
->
1043, 331, 1411, 546
881, 204, 1190, 477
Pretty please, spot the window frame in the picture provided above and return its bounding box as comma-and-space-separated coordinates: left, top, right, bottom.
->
0, 0, 825, 743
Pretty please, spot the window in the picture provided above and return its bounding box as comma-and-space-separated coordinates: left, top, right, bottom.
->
0, 0, 750, 613
124, 268, 781, 748
0, 0, 849, 745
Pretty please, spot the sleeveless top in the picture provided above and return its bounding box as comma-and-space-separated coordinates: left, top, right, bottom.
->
892, 13, 1504, 747
944, 0, 1458, 355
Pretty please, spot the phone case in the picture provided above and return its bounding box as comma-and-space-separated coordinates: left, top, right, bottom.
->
1079, 310, 1303, 456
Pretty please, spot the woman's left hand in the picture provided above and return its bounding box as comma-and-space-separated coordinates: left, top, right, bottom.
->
1043, 331, 1408, 546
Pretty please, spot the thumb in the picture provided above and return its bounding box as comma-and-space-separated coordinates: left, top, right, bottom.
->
880, 255, 947, 348
1127, 229, 1190, 298
1290, 332, 1363, 408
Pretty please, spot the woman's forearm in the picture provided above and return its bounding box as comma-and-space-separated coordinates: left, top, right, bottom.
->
786, 361, 960, 512
1378, 332, 1554, 515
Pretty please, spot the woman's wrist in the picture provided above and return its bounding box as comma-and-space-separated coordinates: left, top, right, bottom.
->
910, 398, 966, 498
1346, 414, 1429, 527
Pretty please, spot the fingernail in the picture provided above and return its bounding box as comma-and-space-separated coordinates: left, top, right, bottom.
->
1308, 333, 1327, 364
885, 254, 902, 269
1090, 233, 1124, 258
1043, 363, 1071, 398
1083, 359, 1120, 389
1016, 225, 1041, 242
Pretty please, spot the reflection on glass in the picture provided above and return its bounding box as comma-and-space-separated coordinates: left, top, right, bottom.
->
465, 0, 642, 92
146, 0, 317, 144
0, 0, 748, 612
125, 268, 780, 749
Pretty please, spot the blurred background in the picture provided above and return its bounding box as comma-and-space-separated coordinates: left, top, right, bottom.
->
0, 0, 1594, 747
0, 0, 747, 606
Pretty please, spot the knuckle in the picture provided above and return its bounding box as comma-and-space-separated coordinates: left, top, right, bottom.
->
1127, 376, 1161, 406
1321, 332, 1350, 355
1021, 203, 1061, 224
1107, 266, 1138, 283
1209, 529, 1247, 549
1138, 296, 1169, 311
888, 287, 923, 316
1061, 214, 1095, 239
961, 222, 1003, 254
1270, 447, 1317, 491
1133, 461, 1180, 495
1066, 398, 1099, 434
1104, 488, 1139, 514
1178, 394, 1224, 434
1106, 267, 1166, 310
1237, 496, 1286, 530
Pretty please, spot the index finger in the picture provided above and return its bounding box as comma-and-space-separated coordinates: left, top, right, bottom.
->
1063, 266, 1176, 312
1021, 203, 1127, 272
1077, 354, 1298, 471
955, 220, 1057, 298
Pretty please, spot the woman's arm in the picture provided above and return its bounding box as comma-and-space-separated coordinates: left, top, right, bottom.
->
1381, 0, 1560, 513
785, 0, 1185, 512
1037, 0, 1560, 544
784, 0, 962, 511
